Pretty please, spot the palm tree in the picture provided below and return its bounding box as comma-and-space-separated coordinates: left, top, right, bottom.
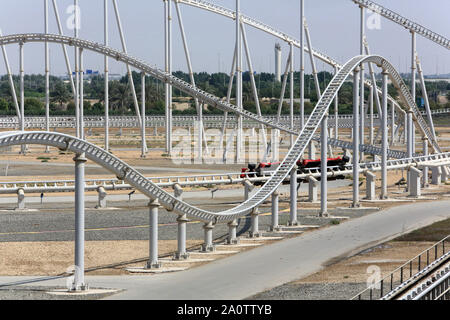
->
51, 82, 71, 110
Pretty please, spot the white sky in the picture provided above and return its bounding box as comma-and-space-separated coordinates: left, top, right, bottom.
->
0, 0, 448, 76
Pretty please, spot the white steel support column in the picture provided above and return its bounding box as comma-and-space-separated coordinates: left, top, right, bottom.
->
227, 220, 239, 245
112, 0, 143, 125
249, 208, 261, 238
289, 42, 295, 147
422, 138, 429, 188
411, 31, 416, 155
390, 100, 395, 146
416, 57, 436, 140
44, 0, 50, 152
369, 85, 374, 145
241, 22, 268, 154
289, 165, 299, 226
0, 30, 20, 120
381, 70, 389, 199
220, 45, 236, 159
175, 1, 208, 157
51, 0, 76, 105
334, 65, 339, 139
235, 0, 243, 163
320, 113, 328, 217
270, 190, 281, 232
202, 222, 215, 252
300, 0, 305, 129
352, 68, 361, 208
79, 48, 84, 140
141, 72, 146, 158
74, 0, 80, 139
359, 6, 365, 160
146, 199, 161, 269
72, 153, 87, 291
104, 0, 109, 152
164, 0, 172, 153
19, 43, 25, 155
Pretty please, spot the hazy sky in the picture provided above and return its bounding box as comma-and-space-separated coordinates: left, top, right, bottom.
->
0, 0, 448, 76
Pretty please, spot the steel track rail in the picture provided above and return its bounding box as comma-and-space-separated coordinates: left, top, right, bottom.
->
0, 34, 438, 159
352, 0, 450, 50
0, 34, 441, 222
2, 151, 450, 196
1, 131, 449, 223
177, 0, 428, 132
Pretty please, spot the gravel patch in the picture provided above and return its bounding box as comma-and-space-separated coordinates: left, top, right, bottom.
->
248, 282, 367, 300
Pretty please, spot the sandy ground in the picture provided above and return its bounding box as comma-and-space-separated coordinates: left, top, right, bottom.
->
0, 240, 203, 276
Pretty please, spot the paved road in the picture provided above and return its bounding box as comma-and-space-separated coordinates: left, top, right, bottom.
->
1, 199, 449, 299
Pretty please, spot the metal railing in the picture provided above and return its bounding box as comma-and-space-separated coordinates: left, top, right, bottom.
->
352, 235, 450, 300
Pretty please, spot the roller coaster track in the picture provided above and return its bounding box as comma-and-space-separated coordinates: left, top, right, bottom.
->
177, 0, 440, 130
353, 0, 450, 50
0, 33, 441, 222
0, 34, 438, 159
2, 151, 450, 196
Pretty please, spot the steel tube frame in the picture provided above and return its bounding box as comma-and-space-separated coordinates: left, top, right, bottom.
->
73, 153, 87, 291
353, 68, 361, 208
235, 0, 243, 163
381, 70, 388, 199
141, 72, 146, 158
411, 31, 416, 155
74, 0, 80, 138
220, 44, 236, 160
320, 113, 328, 216
334, 66, 339, 140
360, 6, 365, 159
79, 47, 84, 140
289, 42, 295, 147
111, 0, 142, 123
300, 0, 305, 129
51, 0, 76, 96
44, 0, 50, 151
104, 0, 109, 152
240, 22, 268, 155
174, 1, 208, 157
19, 42, 25, 154
289, 165, 299, 226
147, 199, 161, 269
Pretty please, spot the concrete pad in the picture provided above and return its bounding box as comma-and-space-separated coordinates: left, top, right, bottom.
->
125, 267, 187, 274
159, 258, 215, 263
335, 207, 380, 214
240, 236, 284, 241
272, 230, 303, 234
283, 224, 320, 229
0, 209, 39, 213
216, 243, 262, 248
189, 250, 240, 255
405, 196, 438, 200
46, 288, 120, 296
360, 198, 411, 203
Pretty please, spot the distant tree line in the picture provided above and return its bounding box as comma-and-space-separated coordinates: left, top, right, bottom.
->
0, 71, 448, 117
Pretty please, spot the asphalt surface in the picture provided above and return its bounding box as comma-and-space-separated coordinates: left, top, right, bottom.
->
0, 182, 351, 242
1, 199, 449, 300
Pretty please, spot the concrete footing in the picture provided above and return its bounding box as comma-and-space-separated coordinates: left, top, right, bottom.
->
308, 176, 319, 203
409, 167, 422, 198
365, 171, 376, 200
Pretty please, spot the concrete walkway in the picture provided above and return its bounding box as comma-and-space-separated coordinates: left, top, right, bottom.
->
1, 199, 449, 299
